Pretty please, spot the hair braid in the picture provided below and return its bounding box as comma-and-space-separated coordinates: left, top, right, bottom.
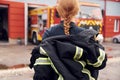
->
64, 16, 72, 35
56, 0, 79, 35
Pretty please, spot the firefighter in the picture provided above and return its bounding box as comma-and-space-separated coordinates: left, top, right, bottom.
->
29, 0, 107, 80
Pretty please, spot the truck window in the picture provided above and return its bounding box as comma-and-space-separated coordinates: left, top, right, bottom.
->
76, 6, 102, 20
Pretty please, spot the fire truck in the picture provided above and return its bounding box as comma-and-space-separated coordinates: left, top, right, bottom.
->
28, 2, 103, 44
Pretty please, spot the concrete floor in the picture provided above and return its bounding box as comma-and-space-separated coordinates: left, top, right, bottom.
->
0, 42, 120, 80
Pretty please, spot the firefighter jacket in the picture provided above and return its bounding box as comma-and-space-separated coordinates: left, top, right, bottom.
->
29, 29, 107, 80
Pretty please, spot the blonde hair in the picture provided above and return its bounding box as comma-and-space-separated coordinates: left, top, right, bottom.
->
56, 0, 79, 35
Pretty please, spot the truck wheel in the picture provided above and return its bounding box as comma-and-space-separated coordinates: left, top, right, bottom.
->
32, 33, 38, 45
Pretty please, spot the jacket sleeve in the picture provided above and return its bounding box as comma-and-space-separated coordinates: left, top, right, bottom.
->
85, 42, 107, 70
29, 46, 47, 68
29, 46, 56, 80
77, 29, 107, 70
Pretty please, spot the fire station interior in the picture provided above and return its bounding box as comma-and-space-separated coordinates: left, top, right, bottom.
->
0, 5, 8, 42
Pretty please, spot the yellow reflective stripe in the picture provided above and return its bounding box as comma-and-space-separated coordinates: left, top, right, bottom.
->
82, 69, 95, 80
78, 61, 95, 80
39, 46, 64, 80
58, 74, 64, 80
40, 47, 48, 56
78, 61, 86, 67
74, 46, 83, 60
48, 58, 64, 80
87, 48, 105, 67
34, 58, 50, 66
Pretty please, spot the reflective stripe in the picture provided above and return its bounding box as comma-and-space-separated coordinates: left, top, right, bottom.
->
87, 48, 105, 67
82, 69, 95, 80
74, 46, 83, 60
39, 46, 64, 80
58, 74, 63, 80
78, 61, 86, 67
34, 58, 50, 66
48, 58, 64, 80
40, 47, 48, 56
74, 46, 95, 80
78, 61, 95, 80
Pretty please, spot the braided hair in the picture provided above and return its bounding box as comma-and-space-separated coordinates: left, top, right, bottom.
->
56, 0, 79, 35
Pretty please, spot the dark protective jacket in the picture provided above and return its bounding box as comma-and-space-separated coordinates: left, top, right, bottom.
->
29, 29, 107, 80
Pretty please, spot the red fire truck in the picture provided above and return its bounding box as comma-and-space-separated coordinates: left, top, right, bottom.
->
28, 1, 103, 44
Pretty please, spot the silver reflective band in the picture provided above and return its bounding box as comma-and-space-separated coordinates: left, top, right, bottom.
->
34, 58, 50, 66
74, 46, 83, 60
87, 48, 105, 67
